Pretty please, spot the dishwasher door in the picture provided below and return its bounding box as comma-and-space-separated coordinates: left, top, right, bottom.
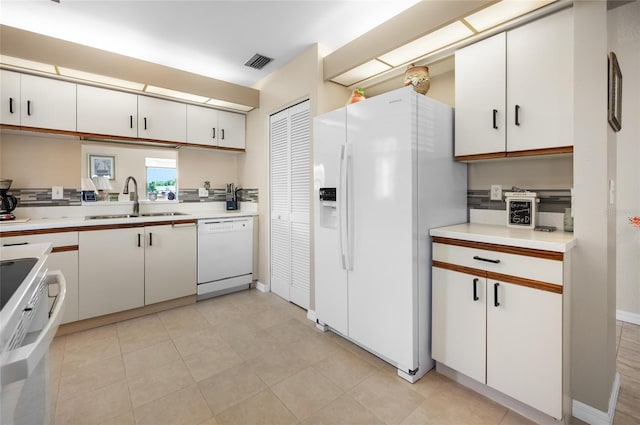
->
197, 217, 253, 299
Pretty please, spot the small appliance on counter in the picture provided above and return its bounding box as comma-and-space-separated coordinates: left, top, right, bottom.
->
226, 183, 239, 210
0, 178, 18, 221
81, 177, 98, 202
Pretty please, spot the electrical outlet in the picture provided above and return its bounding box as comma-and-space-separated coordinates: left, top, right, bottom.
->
198, 188, 209, 197
52, 186, 64, 200
490, 184, 502, 201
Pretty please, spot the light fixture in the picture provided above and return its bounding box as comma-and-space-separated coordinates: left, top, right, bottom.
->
378, 21, 474, 67
144, 85, 210, 103
205, 98, 254, 112
58, 67, 145, 91
464, 0, 557, 33
0, 55, 56, 74
330, 59, 391, 86
91, 176, 113, 201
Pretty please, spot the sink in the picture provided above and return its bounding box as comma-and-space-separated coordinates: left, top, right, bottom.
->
140, 212, 189, 217
85, 214, 139, 220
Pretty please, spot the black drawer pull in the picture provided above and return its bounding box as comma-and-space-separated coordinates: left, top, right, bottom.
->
27, 100, 32, 116
494, 282, 500, 307
473, 255, 500, 264
9, 97, 14, 114
130, 115, 133, 129
149, 233, 153, 246
492, 109, 498, 129
137, 233, 141, 247
473, 278, 479, 301
144, 117, 147, 130
221, 129, 225, 140
515, 104, 521, 126
212, 128, 216, 139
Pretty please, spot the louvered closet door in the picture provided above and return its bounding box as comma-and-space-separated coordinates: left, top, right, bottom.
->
269, 100, 311, 309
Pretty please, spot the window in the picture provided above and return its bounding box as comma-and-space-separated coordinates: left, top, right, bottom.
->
146, 157, 177, 201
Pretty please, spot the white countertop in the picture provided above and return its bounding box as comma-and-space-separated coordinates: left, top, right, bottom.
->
430, 223, 576, 253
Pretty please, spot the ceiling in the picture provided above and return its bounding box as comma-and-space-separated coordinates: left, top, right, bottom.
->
0, 0, 423, 88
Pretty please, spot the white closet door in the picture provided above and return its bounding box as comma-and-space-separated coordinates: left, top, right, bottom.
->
269, 100, 311, 309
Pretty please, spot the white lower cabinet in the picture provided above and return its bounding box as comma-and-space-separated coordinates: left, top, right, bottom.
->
78, 222, 197, 320
432, 240, 565, 420
144, 223, 196, 305
2, 231, 80, 324
79, 227, 145, 320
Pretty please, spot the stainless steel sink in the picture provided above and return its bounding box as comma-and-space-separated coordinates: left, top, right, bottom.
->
140, 212, 189, 217
85, 214, 139, 220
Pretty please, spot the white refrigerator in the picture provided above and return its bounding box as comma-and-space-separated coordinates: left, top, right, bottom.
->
313, 87, 467, 382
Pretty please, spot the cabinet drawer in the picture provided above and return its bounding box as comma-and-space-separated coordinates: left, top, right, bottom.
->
2, 232, 79, 248
433, 242, 562, 285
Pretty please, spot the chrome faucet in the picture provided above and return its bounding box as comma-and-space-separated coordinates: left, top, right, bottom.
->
123, 176, 139, 216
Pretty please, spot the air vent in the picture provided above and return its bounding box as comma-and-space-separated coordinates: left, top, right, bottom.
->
244, 53, 273, 70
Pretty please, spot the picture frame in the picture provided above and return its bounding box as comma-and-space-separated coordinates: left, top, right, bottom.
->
608, 51, 622, 132
89, 154, 116, 180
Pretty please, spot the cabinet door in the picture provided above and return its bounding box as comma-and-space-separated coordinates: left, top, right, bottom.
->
20, 74, 76, 131
506, 9, 573, 152
78, 228, 144, 319
487, 280, 562, 419
218, 110, 246, 149
1, 70, 21, 125
77, 85, 137, 137
186, 104, 219, 146
455, 32, 506, 157
144, 223, 197, 305
432, 267, 486, 383
138, 96, 187, 142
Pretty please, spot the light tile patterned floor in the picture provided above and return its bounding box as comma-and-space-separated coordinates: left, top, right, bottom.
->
48, 289, 640, 425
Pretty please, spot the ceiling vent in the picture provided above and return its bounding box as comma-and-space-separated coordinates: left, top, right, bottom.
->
244, 53, 273, 70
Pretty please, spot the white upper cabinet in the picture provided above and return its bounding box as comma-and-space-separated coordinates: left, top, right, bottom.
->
217, 110, 246, 149
138, 95, 187, 143
1, 70, 21, 126
455, 9, 573, 159
186, 104, 219, 146
3, 72, 77, 131
77, 85, 138, 137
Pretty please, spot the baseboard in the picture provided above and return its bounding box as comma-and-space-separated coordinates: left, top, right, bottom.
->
616, 309, 640, 325
306, 309, 317, 323
572, 372, 620, 425
256, 280, 270, 293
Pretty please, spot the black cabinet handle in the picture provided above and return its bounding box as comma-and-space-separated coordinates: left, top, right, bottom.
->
515, 105, 520, 126
473, 255, 500, 264
212, 128, 216, 139
9, 97, 14, 114
473, 278, 479, 301
137, 233, 141, 247
130, 115, 133, 129
27, 100, 32, 116
494, 283, 500, 307
492, 109, 498, 129
144, 117, 147, 130
221, 129, 225, 140
149, 233, 153, 246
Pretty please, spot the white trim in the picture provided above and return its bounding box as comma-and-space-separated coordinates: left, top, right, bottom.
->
306, 309, 317, 323
572, 372, 620, 425
256, 281, 270, 293
616, 309, 640, 325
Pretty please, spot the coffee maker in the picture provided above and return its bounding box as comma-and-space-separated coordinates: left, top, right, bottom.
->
226, 183, 238, 211
0, 179, 18, 221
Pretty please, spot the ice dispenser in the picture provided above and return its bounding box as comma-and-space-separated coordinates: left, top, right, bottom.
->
318, 187, 337, 229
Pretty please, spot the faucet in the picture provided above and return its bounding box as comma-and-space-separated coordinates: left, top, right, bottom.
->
123, 176, 139, 216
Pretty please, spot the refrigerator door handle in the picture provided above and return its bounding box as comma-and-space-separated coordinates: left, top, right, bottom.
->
338, 144, 348, 270
345, 143, 354, 271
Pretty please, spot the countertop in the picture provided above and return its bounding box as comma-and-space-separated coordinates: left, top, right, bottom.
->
0, 210, 257, 234
430, 223, 576, 253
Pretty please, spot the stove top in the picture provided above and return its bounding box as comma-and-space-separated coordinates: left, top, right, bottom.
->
0, 257, 38, 310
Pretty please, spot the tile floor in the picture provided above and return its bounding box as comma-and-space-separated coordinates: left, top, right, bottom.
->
47, 289, 640, 425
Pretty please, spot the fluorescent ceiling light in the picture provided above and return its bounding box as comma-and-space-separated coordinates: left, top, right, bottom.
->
331, 59, 391, 86
205, 98, 254, 112
0, 55, 56, 73
465, 0, 557, 33
378, 21, 474, 67
58, 67, 144, 91
144, 85, 210, 103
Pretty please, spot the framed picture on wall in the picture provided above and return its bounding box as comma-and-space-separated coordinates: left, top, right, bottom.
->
608, 51, 622, 132
89, 154, 116, 180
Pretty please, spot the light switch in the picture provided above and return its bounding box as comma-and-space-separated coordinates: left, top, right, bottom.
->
198, 188, 209, 197
490, 185, 502, 201
52, 186, 64, 200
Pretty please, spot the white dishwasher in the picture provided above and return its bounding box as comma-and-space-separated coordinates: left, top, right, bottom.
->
197, 217, 253, 300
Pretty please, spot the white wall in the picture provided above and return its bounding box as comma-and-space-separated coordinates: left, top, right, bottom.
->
610, 1, 640, 323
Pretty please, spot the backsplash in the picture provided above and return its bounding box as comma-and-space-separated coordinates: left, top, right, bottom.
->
8, 188, 259, 207
468, 188, 572, 213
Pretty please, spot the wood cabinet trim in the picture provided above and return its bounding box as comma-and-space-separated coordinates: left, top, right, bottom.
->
143, 219, 196, 227
455, 152, 506, 161
52, 245, 79, 253
506, 146, 573, 157
432, 237, 563, 261
432, 260, 563, 294
1, 219, 196, 236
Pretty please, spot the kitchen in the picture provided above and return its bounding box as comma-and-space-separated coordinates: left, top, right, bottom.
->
1, 1, 639, 424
